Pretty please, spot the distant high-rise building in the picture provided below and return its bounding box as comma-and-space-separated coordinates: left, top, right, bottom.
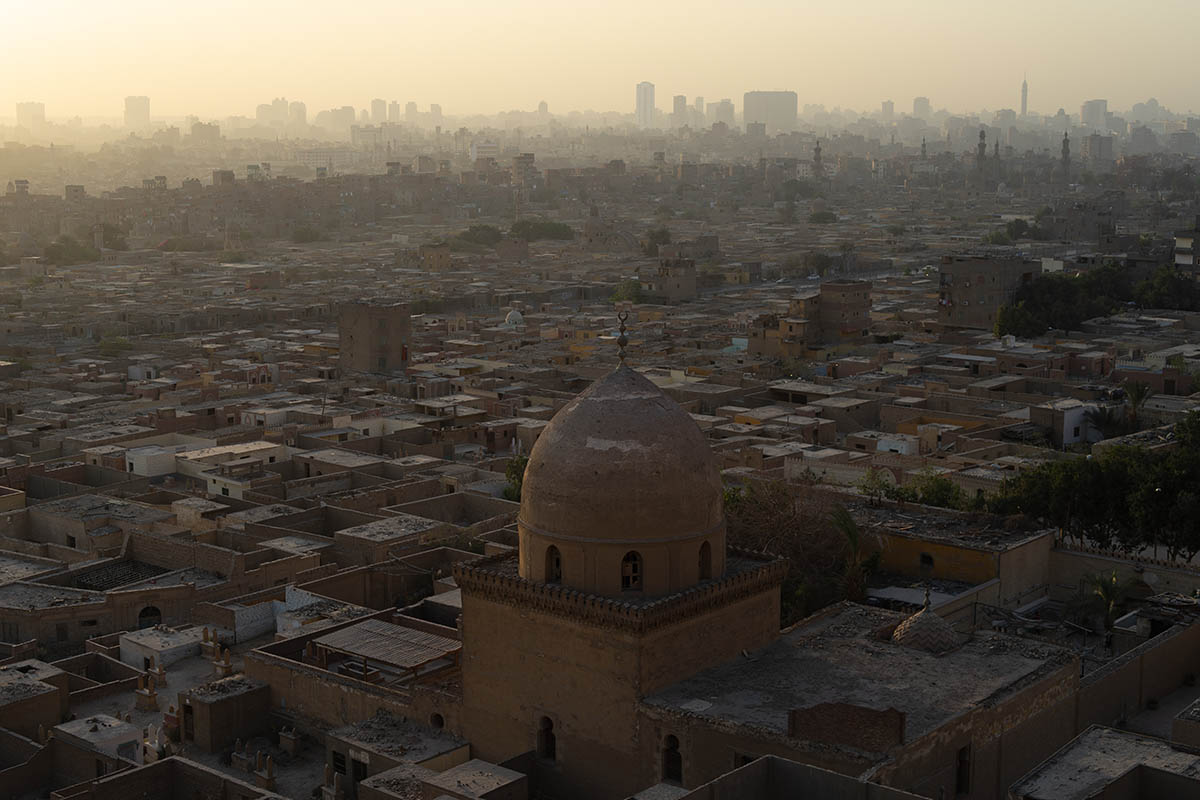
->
124, 96, 150, 130
636, 82, 655, 129
1020, 77, 1028, 117
387, 101, 400, 123
882, 100, 894, 120
694, 97, 704, 114
15, 102, 45, 130
1081, 99, 1108, 132
430, 104, 443, 127
672, 95, 687, 128
405, 102, 418, 123
289, 101, 307, 126
538, 100, 548, 115
710, 98, 735, 127
371, 98, 386, 123
912, 96, 931, 119
743, 91, 797, 134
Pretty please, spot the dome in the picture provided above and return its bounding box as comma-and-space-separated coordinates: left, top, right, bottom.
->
892, 593, 960, 654
517, 365, 726, 595
504, 310, 524, 326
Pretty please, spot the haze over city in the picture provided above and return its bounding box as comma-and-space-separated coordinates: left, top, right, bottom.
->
4, 0, 1200, 119
6, 4, 1200, 800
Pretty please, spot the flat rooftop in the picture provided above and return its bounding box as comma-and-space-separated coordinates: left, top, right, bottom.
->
1011, 726, 1200, 800
330, 710, 466, 762
337, 515, 443, 542
645, 603, 1073, 744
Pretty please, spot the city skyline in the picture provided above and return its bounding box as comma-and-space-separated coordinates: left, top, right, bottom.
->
4, 0, 1200, 120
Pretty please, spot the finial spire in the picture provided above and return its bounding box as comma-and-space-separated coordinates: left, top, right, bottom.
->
617, 310, 629, 363
922, 585, 931, 610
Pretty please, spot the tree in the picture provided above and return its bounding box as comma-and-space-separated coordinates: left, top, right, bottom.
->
856, 467, 891, 506
808, 210, 837, 224
510, 219, 574, 242
459, 225, 503, 246
502, 455, 528, 502
1084, 405, 1125, 441
909, 469, 967, 510
642, 227, 671, 257
97, 335, 132, 358
610, 279, 645, 304
886, 224, 906, 237
830, 504, 878, 602
723, 480, 845, 625
1079, 570, 1137, 633
1005, 218, 1030, 240
1123, 381, 1153, 431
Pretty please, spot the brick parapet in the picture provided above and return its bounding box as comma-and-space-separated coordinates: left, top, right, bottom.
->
453, 548, 786, 634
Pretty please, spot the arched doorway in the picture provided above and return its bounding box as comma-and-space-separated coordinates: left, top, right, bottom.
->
545, 546, 562, 583
698, 541, 712, 580
137, 606, 162, 629
537, 717, 556, 762
662, 734, 682, 783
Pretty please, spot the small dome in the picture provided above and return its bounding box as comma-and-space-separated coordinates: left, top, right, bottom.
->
892, 595, 960, 654
520, 365, 724, 547
504, 310, 524, 326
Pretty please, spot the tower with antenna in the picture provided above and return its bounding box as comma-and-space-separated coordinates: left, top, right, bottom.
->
1021, 75, 1028, 118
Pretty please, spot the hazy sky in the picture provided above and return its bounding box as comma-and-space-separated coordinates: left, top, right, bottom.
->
4, 0, 1198, 120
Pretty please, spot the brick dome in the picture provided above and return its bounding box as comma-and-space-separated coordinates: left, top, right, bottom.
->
517, 364, 726, 596
891, 597, 961, 655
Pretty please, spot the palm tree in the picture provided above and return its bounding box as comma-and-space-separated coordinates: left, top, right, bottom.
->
1084, 405, 1124, 441
1123, 380, 1153, 431
830, 504, 876, 602
1084, 570, 1136, 632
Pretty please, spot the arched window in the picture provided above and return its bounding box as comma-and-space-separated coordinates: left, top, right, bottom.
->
537, 717, 556, 762
662, 734, 682, 783
621, 551, 643, 591
429, 713, 444, 729
545, 546, 562, 583
698, 541, 712, 580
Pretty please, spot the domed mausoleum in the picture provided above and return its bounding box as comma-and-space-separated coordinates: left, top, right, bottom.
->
518, 364, 726, 596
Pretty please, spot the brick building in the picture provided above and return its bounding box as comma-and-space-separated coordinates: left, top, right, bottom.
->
337, 302, 412, 375
937, 255, 1040, 330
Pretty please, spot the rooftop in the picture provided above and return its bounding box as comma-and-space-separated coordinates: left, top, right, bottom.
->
645, 602, 1073, 745
1011, 726, 1200, 800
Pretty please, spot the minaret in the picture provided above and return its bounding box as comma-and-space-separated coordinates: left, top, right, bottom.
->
921, 137, 927, 160
1061, 131, 1071, 172
812, 139, 823, 179
1021, 75, 1028, 118
977, 129, 987, 171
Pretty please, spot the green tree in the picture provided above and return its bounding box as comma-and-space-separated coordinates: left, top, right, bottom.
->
1080, 571, 1137, 632
459, 225, 504, 246
808, 210, 837, 224
1123, 381, 1153, 431
856, 467, 890, 506
97, 335, 132, 358
610, 279, 645, 303
642, 226, 671, 257
830, 504, 878, 602
502, 455, 529, 502
909, 469, 967, 510
511, 219, 574, 241
1005, 218, 1030, 240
